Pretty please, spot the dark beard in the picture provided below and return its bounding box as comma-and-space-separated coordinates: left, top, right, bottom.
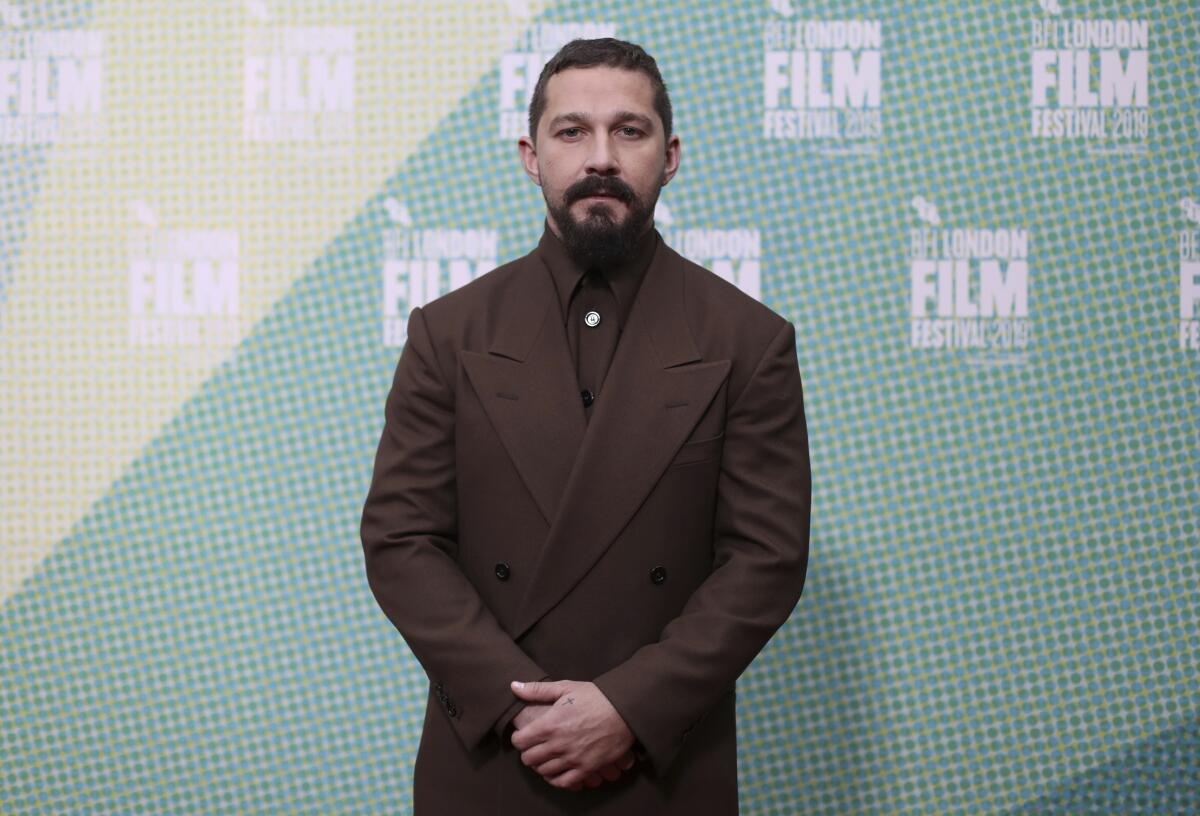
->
546, 178, 657, 271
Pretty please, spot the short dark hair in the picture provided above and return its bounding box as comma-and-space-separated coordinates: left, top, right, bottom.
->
527, 38, 673, 145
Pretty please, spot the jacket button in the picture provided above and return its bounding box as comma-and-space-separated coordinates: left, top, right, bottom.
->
494, 562, 510, 580
580, 388, 594, 407
649, 565, 667, 584
446, 701, 459, 718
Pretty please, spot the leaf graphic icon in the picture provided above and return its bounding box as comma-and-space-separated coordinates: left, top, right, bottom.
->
504, 0, 532, 19
383, 198, 413, 226
130, 200, 159, 227
769, 0, 794, 18
0, 2, 24, 28
1182, 198, 1200, 225
245, 0, 270, 21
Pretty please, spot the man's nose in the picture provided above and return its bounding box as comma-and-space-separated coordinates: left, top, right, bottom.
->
584, 131, 619, 174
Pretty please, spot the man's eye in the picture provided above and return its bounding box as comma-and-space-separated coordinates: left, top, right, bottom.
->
560, 127, 582, 138
620, 127, 643, 137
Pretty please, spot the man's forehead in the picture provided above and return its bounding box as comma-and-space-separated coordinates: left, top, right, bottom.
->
543, 66, 656, 110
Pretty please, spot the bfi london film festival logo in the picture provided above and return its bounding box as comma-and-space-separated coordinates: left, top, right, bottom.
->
909, 196, 1031, 359
655, 199, 762, 303
0, 3, 105, 144
761, 0, 881, 151
1030, 0, 1149, 147
243, 1, 354, 143
496, 15, 617, 140
127, 202, 240, 348
380, 199, 498, 346
1180, 198, 1200, 353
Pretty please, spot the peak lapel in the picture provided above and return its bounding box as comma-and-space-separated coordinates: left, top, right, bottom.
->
460, 259, 585, 528
508, 240, 732, 641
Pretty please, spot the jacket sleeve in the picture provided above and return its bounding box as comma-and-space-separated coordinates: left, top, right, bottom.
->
360, 304, 549, 753
591, 317, 811, 776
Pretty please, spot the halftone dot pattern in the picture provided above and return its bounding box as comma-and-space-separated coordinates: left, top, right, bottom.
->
0, 0, 95, 310
0, 0, 535, 611
1, 1, 1197, 815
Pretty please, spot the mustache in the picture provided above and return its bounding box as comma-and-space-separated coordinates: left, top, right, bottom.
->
566, 178, 635, 204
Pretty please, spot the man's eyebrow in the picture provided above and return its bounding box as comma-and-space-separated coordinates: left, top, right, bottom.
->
547, 111, 655, 130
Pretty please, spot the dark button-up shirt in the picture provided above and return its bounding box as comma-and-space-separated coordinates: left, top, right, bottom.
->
535, 218, 660, 421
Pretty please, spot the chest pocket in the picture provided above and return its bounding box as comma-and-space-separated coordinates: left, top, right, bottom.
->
668, 431, 725, 468
666, 366, 729, 469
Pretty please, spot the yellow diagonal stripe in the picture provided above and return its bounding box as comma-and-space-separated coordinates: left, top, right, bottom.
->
0, 0, 550, 604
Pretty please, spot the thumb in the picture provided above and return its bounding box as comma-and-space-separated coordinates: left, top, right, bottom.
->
511, 679, 565, 702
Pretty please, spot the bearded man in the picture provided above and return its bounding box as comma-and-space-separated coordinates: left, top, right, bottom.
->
360, 36, 811, 815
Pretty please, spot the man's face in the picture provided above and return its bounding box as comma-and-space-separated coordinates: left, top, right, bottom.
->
519, 65, 681, 270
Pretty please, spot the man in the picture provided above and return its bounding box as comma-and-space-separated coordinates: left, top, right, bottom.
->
360, 37, 810, 814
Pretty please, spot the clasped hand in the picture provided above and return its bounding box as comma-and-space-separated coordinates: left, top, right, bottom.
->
508, 679, 637, 792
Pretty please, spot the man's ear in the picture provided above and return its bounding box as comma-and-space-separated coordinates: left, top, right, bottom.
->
518, 135, 541, 186
662, 133, 681, 186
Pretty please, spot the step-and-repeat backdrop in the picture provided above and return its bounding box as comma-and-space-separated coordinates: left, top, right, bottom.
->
1, 0, 1196, 813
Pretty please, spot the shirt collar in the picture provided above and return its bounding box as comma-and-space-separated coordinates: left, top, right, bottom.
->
536, 217, 661, 331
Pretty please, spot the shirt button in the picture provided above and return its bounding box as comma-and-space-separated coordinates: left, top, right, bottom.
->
584, 310, 601, 327
649, 565, 667, 584
494, 562, 510, 580
581, 389, 594, 407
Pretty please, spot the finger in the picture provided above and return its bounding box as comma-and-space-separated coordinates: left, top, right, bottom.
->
510, 722, 556, 752
618, 750, 636, 770
520, 742, 562, 769
511, 680, 565, 703
550, 768, 584, 790
513, 702, 554, 728
584, 772, 603, 788
533, 756, 571, 777
600, 763, 621, 782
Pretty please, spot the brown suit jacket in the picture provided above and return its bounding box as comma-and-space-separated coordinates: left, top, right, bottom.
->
360, 227, 811, 815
